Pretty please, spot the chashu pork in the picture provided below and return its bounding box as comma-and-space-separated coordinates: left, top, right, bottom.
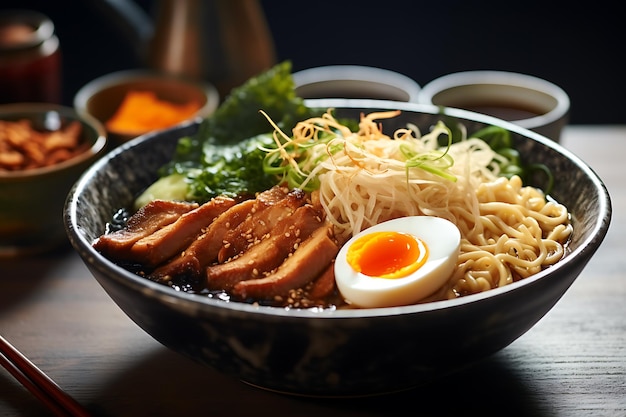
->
126, 195, 236, 267
149, 186, 306, 281
205, 203, 325, 290
232, 224, 339, 300
149, 197, 257, 281
93, 199, 198, 261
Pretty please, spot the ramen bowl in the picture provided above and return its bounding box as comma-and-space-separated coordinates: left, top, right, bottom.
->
0, 103, 107, 257
64, 99, 610, 397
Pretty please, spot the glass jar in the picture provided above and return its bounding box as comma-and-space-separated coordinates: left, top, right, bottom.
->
0, 10, 61, 104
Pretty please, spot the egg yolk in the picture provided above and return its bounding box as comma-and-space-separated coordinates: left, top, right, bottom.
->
346, 231, 429, 279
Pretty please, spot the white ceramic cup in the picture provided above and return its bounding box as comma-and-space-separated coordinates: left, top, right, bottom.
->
293, 65, 421, 103
417, 71, 570, 142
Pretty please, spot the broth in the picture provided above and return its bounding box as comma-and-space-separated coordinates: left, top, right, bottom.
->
436, 99, 547, 122
462, 104, 544, 121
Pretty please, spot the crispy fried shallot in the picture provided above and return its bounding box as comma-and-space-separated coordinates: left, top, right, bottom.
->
0, 119, 87, 171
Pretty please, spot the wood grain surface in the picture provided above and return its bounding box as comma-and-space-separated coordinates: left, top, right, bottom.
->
1, 125, 624, 417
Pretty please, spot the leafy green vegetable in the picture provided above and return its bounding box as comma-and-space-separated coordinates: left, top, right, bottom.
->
143, 61, 323, 204
471, 125, 554, 194
197, 61, 318, 147
185, 133, 278, 200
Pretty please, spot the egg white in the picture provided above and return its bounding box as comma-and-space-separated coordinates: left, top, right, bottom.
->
334, 216, 461, 308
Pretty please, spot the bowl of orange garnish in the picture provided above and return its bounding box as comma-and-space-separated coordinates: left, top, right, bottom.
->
73, 69, 220, 145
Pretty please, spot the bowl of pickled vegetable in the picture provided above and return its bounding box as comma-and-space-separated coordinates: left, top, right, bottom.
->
64, 62, 611, 397
73, 69, 220, 146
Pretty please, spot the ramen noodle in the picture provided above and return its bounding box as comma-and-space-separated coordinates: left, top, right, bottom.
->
264, 109, 572, 301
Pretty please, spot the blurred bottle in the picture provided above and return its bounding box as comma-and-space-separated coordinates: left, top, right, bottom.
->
0, 10, 61, 104
146, 0, 276, 98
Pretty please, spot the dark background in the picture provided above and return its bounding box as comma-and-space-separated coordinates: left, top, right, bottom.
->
1, 0, 624, 125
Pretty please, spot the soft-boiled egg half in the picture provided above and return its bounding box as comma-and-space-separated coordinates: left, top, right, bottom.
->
334, 216, 461, 308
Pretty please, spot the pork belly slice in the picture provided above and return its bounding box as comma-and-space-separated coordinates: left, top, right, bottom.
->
306, 261, 337, 301
127, 195, 237, 267
217, 187, 307, 262
93, 199, 198, 259
149, 198, 256, 281
205, 204, 325, 291
232, 225, 339, 300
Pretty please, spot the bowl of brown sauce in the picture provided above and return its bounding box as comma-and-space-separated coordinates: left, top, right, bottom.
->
418, 71, 570, 142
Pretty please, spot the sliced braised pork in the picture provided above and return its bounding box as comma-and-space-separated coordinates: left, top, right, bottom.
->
93, 199, 198, 260
232, 224, 339, 300
205, 204, 325, 290
93, 185, 342, 307
127, 196, 236, 267
149, 197, 257, 281
148, 186, 304, 281
306, 261, 337, 301
217, 187, 306, 262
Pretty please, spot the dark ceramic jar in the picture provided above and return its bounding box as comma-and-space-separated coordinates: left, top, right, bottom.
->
0, 10, 61, 104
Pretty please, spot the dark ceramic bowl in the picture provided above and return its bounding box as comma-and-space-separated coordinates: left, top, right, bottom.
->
0, 103, 107, 257
64, 99, 611, 397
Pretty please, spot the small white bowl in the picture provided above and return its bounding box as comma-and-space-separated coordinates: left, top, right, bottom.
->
418, 71, 570, 142
293, 65, 421, 102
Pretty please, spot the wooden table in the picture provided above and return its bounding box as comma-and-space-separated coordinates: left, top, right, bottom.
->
1, 125, 624, 416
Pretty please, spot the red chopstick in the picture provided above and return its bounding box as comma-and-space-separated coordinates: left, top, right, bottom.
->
0, 334, 91, 416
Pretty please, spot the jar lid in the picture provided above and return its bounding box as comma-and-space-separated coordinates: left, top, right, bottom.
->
0, 10, 55, 51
